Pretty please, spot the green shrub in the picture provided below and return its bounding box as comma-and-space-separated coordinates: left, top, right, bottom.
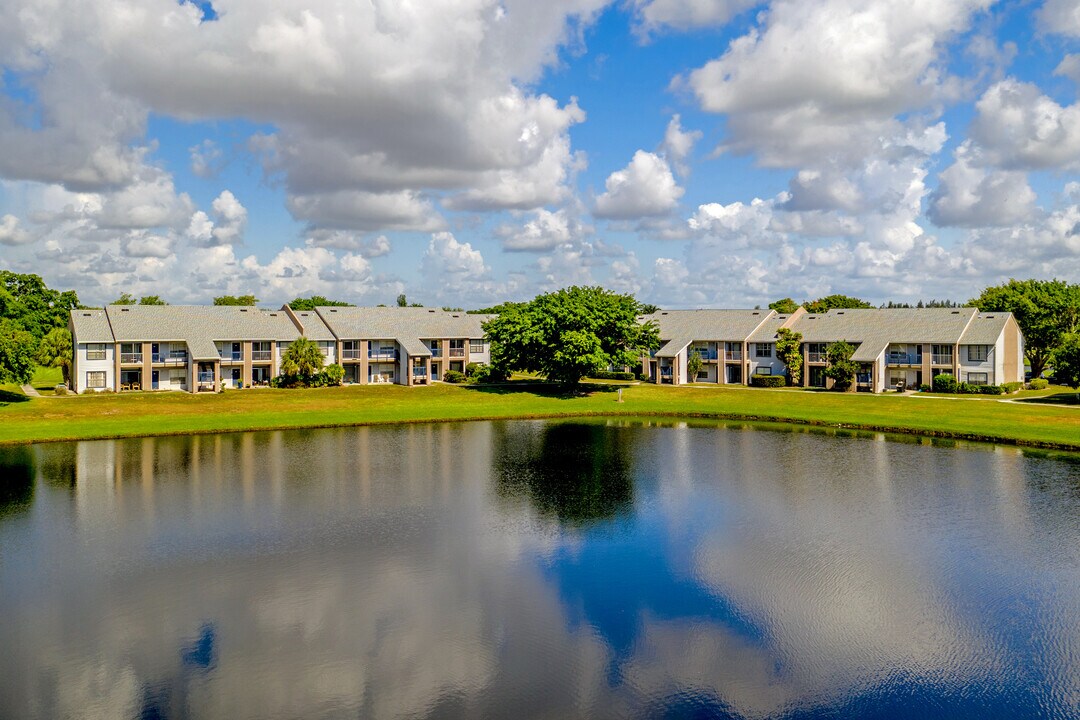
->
1029, 378, 1049, 390
465, 362, 483, 377
919, 384, 932, 393
932, 373, 957, 393
590, 371, 635, 381
443, 370, 466, 384
1002, 381, 1023, 393
54, 385, 68, 396
978, 384, 1004, 395
470, 364, 508, 383
750, 375, 786, 388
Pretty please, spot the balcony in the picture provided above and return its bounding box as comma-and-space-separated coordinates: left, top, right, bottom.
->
691, 349, 718, 360
430, 348, 442, 358
152, 351, 188, 365
932, 354, 953, 365
886, 352, 922, 365
724, 351, 742, 361
220, 351, 242, 362
197, 372, 215, 383
252, 350, 272, 362
807, 352, 826, 363
341, 349, 361, 360
449, 348, 465, 358
120, 353, 143, 364
369, 349, 398, 361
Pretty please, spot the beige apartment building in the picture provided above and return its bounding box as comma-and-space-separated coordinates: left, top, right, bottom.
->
644, 307, 1025, 392
70, 304, 494, 392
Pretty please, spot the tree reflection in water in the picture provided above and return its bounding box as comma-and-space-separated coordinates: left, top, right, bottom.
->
0, 446, 34, 519
491, 421, 634, 526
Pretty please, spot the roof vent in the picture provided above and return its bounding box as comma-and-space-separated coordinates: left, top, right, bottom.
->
985, 315, 994, 318
661, 312, 668, 315
269, 313, 277, 317
82, 313, 92, 317
240, 308, 248, 312
120, 308, 129, 312
428, 309, 436, 313
330, 309, 338, 312
452, 314, 460, 318
951, 311, 960, 314
752, 312, 760, 315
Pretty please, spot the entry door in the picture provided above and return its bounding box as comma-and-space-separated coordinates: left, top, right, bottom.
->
232, 342, 241, 360
727, 365, 742, 384
232, 368, 242, 386
151, 370, 159, 390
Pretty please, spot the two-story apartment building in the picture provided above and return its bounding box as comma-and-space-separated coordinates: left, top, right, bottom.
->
70, 305, 334, 393
644, 307, 1024, 391
312, 306, 493, 386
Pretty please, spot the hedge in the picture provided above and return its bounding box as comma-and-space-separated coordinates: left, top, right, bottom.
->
590, 371, 635, 381
442, 370, 466, 384
1029, 378, 1049, 390
750, 375, 786, 388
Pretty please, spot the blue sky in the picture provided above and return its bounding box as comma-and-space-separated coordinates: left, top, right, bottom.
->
1, 0, 1079, 308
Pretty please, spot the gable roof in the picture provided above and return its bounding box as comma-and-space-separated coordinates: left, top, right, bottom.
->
959, 313, 1011, 345
69, 309, 113, 343
641, 309, 775, 345
315, 306, 492, 341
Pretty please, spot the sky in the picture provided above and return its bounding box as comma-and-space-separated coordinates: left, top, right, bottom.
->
1, 0, 1079, 309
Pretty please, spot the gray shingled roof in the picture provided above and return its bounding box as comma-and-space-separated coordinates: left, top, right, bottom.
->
747, 313, 798, 342
790, 308, 980, 344
315, 307, 492, 340
654, 337, 693, 358
959, 313, 1011, 345
642, 309, 774, 345
69, 309, 113, 343
103, 305, 306, 360
291, 310, 336, 341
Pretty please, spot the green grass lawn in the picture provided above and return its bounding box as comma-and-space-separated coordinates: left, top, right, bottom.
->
0, 381, 1077, 450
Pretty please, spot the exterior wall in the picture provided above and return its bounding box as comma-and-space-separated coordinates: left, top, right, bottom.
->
318, 340, 337, 365
73, 343, 115, 392
468, 339, 491, 365
748, 342, 785, 378
958, 344, 996, 385
1003, 317, 1023, 383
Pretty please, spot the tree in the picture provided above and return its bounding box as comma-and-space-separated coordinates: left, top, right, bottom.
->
483, 286, 660, 385
396, 293, 407, 307
213, 295, 258, 306
804, 294, 872, 313
138, 295, 167, 305
1, 271, 80, 340
35, 327, 72, 387
0, 319, 36, 385
1051, 333, 1080, 392
769, 298, 800, 314
686, 350, 703, 381
469, 301, 527, 315
775, 328, 803, 386
970, 279, 1080, 379
279, 337, 325, 381
289, 296, 354, 311
824, 340, 859, 391
638, 302, 660, 315
111, 292, 137, 305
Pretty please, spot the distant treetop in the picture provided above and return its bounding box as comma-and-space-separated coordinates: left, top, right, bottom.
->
289, 296, 353, 311
213, 294, 258, 306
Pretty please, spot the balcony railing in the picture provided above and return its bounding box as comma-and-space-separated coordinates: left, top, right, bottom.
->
252, 350, 272, 362
120, 353, 142, 364
449, 348, 465, 358
430, 348, 442, 358
932, 354, 953, 365
807, 352, 827, 363
220, 351, 242, 361
691, 349, 718, 360
886, 352, 922, 365
151, 351, 188, 364
724, 351, 742, 361
197, 372, 215, 383
369, 349, 398, 361
342, 349, 361, 360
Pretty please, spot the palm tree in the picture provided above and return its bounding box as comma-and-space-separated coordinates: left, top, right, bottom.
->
279, 337, 324, 381
36, 327, 72, 387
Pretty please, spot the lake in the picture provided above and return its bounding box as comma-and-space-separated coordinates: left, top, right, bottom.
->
0, 420, 1077, 719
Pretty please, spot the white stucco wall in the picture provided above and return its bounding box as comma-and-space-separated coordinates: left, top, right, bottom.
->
75, 343, 114, 392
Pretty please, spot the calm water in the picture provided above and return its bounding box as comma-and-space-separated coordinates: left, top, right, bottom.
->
0, 420, 1078, 720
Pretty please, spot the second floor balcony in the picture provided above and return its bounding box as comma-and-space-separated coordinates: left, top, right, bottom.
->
448, 347, 465, 358
220, 350, 242, 362
152, 351, 188, 365
120, 352, 143, 364
691, 348, 718, 360
430, 347, 442, 358
724, 350, 742, 361
887, 352, 922, 365
369, 348, 399, 361
251, 350, 272, 362
807, 352, 827, 363
932, 354, 953, 365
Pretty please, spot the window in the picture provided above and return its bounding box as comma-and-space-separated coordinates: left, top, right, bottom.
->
697, 370, 709, 380
86, 371, 106, 389
754, 367, 772, 375
966, 372, 988, 386
966, 345, 988, 362
755, 343, 772, 358
319, 341, 333, 357
470, 339, 485, 353
86, 343, 106, 360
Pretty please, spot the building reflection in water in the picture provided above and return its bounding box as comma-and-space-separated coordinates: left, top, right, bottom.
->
0, 421, 1076, 719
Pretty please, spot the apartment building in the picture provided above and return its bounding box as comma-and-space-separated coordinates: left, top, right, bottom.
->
644, 307, 1025, 391
641, 309, 775, 385
69, 305, 333, 393
312, 306, 493, 386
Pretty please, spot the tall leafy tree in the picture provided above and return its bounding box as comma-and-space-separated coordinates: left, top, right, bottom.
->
111, 292, 137, 305
775, 328, 803, 386
686, 350, 703, 381
0, 319, 36, 385
1051, 333, 1080, 391
289, 296, 353, 311
769, 298, 800, 314
213, 294, 258, 306
35, 327, 72, 387
824, 340, 859, 391
0, 271, 80, 340
970, 279, 1080, 379
138, 295, 167, 305
804, 294, 873, 313
483, 286, 660, 385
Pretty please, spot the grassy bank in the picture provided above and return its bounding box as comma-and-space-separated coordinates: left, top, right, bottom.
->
0, 381, 1077, 450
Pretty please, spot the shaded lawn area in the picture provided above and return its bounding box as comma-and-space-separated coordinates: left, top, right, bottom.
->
0, 381, 1078, 450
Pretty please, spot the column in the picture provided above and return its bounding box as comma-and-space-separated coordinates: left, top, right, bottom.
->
360, 340, 369, 384
921, 343, 932, 386
742, 341, 749, 385
802, 345, 810, 388
113, 342, 121, 391
142, 342, 152, 391
214, 359, 221, 393
243, 341, 252, 388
